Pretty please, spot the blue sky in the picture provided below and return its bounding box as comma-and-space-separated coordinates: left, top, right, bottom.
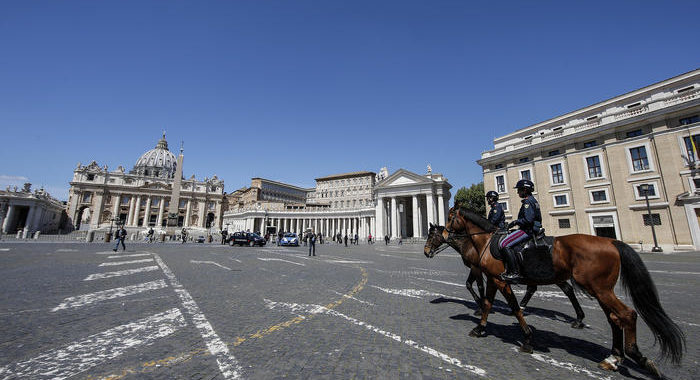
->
1, 1, 699, 201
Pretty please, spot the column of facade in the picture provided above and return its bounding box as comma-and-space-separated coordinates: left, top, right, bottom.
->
198, 201, 206, 228
375, 197, 384, 238
112, 194, 121, 219
142, 196, 152, 227
90, 192, 104, 229
390, 197, 398, 238
126, 196, 136, 226
437, 194, 446, 226
426, 194, 435, 226
412, 195, 421, 237
156, 197, 165, 227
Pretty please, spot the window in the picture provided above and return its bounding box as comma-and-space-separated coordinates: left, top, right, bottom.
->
179, 199, 187, 208
519, 157, 529, 163
680, 115, 699, 125
554, 194, 568, 206
636, 184, 656, 198
494, 164, 503, 169
87, 174, 95, 181
683, 135, 700, 163
586, 156, 603, 178
591, 190, 607, 202
121, 196, 130, 205
626, 129, 643, 138
584, 140, 597, 148
82, 192, 92, 203
498, 201, 508, 211
642, 214, 661, 226
548, 149, 560, 157
629, 146, 649, 171
520, 170, 531, 181
152, 198, 160, 207
496, 175, 505, 193
551, 163, 564, 184
558, 219, 571, 228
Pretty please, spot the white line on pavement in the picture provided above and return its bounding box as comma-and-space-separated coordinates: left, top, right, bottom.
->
648, 270, 700, 275
370, 286, 445, 299
55, 249, 78, 252
512, 347, 612, 380
99, 258, 155, 267
83, 266, 159, 281
330, 290, 375, 306
190, 260, 232, 271
229, 257, 242, 263
151, 252, 243, 379
415, 277, 464, 287
324, 260, 372, 264
0, 308, 186, 380
264, 299, 486, 377
108, 253, 152, 259
0, 248, 10, 251
52, 280, 168, 312
257, 257, 305, 266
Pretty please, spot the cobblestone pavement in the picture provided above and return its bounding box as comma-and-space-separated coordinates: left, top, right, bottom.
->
0, 241, 697, 379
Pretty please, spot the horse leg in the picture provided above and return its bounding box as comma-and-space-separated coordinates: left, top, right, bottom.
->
498, 281, 534, 353
465, 269, 482, 315
597, 291, 663, 378
469, 277, 497, 338
557, 281, 585, 329
595, 300, 624, 371
519, 285, 536, 308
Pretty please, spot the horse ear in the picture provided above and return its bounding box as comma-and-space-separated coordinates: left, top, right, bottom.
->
429, 222, 434, 228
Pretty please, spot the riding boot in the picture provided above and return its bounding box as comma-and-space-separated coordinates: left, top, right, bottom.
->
500, 247, 522, 283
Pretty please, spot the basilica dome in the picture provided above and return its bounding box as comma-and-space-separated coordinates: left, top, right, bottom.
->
132, 134, 177, 178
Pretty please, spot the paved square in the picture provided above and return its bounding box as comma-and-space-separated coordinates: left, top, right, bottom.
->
0, 241, 697, 379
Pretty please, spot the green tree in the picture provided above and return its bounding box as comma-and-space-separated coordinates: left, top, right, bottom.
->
453, 182, 486, 216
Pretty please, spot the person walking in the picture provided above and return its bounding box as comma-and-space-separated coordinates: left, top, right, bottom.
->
344, 234, 348, 247
147, 227, 155, 243
368, 233, 372, 244
181, 228, 187, 244
354, 233, 358, 245
113, 226, 127, 252
221, 229, 228, 245
308, 232, 316, 256
384, 235, 389, 245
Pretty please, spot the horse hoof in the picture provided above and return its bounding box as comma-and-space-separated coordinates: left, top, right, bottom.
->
469, 327, 487, 338
520, 343, 533, 353
643, 359, 663, 379
570, 320, 585, 329
597, 355, 622, 372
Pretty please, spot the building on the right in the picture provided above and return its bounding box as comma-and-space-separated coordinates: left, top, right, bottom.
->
478, 69, 700, 251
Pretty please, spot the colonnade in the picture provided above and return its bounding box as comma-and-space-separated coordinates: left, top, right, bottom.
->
236, 215, 376, 239
375, 193, 448, 239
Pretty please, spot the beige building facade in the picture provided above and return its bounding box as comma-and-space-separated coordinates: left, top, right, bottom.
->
478, 69, 700, 251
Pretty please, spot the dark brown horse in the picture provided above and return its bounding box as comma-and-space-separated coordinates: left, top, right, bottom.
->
424, 206, 684, 378
425, 223, 585, 328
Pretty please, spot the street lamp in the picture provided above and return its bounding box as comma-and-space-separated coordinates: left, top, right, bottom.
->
639, 184, 662, 253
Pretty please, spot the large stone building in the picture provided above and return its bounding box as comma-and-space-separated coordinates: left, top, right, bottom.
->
478, 69, 700, 251
223, 167, 451, 240
67, 135, 226, 233
0, 183, 66, 236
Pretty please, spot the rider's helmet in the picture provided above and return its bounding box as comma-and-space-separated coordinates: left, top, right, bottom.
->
514, 179, 535, 193
485, 190, 499, 204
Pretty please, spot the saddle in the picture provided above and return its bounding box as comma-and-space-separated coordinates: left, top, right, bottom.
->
491, 229, 556, 282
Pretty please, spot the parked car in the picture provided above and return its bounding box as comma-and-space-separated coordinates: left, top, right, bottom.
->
196, 235, 206, 243
229, 232, 266, 247
279, 232, 299, 247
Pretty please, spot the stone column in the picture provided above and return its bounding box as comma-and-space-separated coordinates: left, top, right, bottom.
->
90, 192, 104, 229
184, 199, 192, 227
438, 194, 446, 226
412, 195, 421, 238
143, 196, 152, 226
390, 197, 398, 238
112, 194, 121, 217
400, 200, 407, 238
126, 196, 135, 226
133, 195, 142, 226
375, 197, 384, 238
156, 197, 165, 227
426, 194, 435, 226
199, 201, 206, 228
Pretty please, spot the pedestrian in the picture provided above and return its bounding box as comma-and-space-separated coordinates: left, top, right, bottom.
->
354, 233, 358, 245
398, 236, 403, 245
384, 235, 389, 245
148, 227, 155, 243
344, 234, 348, 247
221, 229, 228, 245
181, 228, 187, 244
308, 233, 316, 256
368, 233, 373, 244
113, 225, 127, 252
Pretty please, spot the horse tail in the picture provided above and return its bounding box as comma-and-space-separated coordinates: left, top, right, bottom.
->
613, 240, 685, 364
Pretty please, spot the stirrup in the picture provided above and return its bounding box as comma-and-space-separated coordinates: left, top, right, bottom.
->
500, 272, 522, 283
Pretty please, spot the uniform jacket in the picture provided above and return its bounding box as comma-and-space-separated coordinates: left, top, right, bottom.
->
514, 195, 542, 235
487, 203, 505, 229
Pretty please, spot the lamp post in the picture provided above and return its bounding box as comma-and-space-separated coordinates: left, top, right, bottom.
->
639, 184, 662, 252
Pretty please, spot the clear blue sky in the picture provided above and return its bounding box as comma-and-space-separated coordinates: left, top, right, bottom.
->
1, 1, 699, 201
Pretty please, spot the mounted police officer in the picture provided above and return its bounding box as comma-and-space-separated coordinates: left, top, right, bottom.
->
486, 191, 505, 229
499, 179, 542, 283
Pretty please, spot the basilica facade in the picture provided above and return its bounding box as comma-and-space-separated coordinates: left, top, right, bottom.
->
222, 167, 451, 240
66, 135, 226, 233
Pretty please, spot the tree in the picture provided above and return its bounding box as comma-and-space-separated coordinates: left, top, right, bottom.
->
454, 182, 485, 216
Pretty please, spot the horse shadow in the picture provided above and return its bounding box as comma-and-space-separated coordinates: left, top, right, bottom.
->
430, 296, 583, 327
449, 313, 649, 380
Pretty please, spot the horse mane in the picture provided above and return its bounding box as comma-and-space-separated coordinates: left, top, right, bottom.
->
457, 207, 497, 232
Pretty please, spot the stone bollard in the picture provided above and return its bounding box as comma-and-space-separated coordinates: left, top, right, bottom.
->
86, 230, 95, 242
22, 228, 29, 239
34, 231, 41, 239
130, 233, 136, 241
104, 232, 111, 243
16, 229, 23, 239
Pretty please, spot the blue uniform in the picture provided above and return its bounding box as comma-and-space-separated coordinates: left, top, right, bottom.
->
500, 195, 542, 249
487, 203, 505, 229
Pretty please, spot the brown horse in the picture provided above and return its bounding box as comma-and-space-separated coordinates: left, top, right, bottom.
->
424, 206, 684, 378
424, 223, 585, 328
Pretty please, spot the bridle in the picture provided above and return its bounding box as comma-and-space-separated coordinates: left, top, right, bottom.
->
443, 211, 494, 263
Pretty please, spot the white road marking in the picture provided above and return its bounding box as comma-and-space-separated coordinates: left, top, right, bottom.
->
648, 270, 700, 275
55, 249, 77, 252
96, 251, 122, 255
152, 253, 243, 379
0, 248, 10, 251
99, 258, 155, 267
257, 257, 305, 266
324, 260, 372, 264
190, 260, 232, 271
0, 308, 186, 380
330, 290, 375, 306
371, 286, 444, 299
108, 253, 152, 259
513, 347, 613, 380
229, 257, 242, 263
513, 289, 569, 299
83, 266, 159, 281
415, 277, 464, 287
52, 280, 168, 312
264, 299, 486, 377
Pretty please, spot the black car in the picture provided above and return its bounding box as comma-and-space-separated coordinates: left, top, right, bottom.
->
229, 232, 266, 247
196, 235, 206, 243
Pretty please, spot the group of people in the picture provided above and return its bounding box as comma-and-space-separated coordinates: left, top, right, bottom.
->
485, 179, 542, 283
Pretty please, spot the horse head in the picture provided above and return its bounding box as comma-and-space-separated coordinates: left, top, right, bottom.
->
424, 223, 448, 258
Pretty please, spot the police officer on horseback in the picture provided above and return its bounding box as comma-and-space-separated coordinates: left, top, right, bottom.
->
499, 179, 542, 283
486, 191, 505, 229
